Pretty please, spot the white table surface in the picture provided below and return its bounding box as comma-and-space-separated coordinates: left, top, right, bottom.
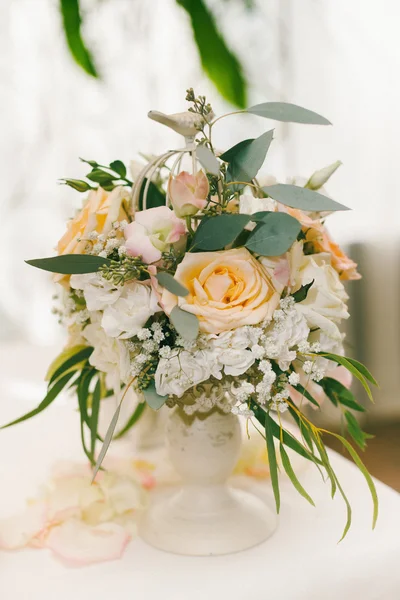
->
1, 343, 400, 600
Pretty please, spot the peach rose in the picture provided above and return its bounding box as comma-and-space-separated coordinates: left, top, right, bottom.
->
168, 170, 209, 217
57, 186, 130, 256
55, 186, 130, 286
305, 228, 361, 281
161, 248, 280, 334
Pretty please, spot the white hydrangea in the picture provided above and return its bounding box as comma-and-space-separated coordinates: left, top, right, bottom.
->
205, 327, 255, 376
261, 303, 310, 370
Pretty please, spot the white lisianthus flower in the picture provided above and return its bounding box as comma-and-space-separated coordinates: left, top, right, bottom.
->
83, 314, 130, 388
239, 193, 277, 216
293, 253, 349, 340
70, 273, 122, 312
155, 350, 214, 398
205, 328, 255, 376
101, 282, 159, 340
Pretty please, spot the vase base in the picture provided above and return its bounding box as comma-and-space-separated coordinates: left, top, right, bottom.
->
139, 485, 277, 556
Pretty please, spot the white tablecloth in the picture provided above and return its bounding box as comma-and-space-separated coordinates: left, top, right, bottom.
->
1, 343, 399, 600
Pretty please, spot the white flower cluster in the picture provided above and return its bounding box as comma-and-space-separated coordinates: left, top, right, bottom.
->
85, 220, 129, 258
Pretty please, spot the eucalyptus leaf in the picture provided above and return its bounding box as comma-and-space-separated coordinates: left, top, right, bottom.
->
191, 214, 250, 251
264, 412, 280, 512
224, 130, 274, 189
219, 139, 252, 163
1, 371, 75, 429
264, 184, 349, 212
245, 212, 301, 256
170, 306, 199, 340
247, 102, 331, 125
280, 443, 315, 506
143, 383, 168, 410
109, 160, 127, 178
26, 254, 111, 275
156, 272, 189, 297
291, 280, 314, 303
196, 145, 220, 175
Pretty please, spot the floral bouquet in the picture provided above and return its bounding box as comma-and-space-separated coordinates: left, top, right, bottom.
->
5, 90, 378, 541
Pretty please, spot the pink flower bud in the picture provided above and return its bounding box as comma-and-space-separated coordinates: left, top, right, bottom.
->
168, 170, 209, 217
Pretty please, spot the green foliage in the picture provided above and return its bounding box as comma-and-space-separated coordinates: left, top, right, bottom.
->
316, 352, 377, 402
191, 214, 250, 251
92, 400, 123, 481
139, 179, 166, 210
223, 130, 274, 190
60, 179, 93, 192
177, 0, 247, 108
292, 383, 320, 407
100, 256, 148, 286
170, 306, 199, 340
196, 145, 220, 175
114, 402, 146, 439
109, 160, 127, 179
156, 272, 189, 297
318, 377, 366, 412
245, 212, 301, 256
279, 443, 315, 506
142, 383, 168, 410
291, 280, 314, 303
344, 411, 373, 450
247, 102, 331, 125
59, 0, 98, 78
264, 411, 280, 512
49, 346, 93, 384
26, 254, 110, 275
264, 184, 350, 212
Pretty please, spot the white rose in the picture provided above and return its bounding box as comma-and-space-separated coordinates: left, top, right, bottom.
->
205, 328, 255, 376
101, 282, 159, 339
70, 273, 122, 312
83, 314, 130, 388
293, 253, 349, 340
239, 193, 277, 216
155, 350, 212, 398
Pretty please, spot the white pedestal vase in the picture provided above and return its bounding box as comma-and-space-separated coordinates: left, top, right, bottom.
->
139, 398, 277, 556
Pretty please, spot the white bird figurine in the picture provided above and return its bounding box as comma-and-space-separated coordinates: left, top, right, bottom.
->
147, 110, 215, 140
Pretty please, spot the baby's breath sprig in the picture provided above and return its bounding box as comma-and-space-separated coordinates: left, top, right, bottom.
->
99, 256, 149, 286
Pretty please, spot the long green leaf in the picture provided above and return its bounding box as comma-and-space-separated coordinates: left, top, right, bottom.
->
46, 344, 88, 381
344, 411, 373, 450
332, 473, 353, 542
280, 443, 315, 506
318, 377, 366, 412
59, 0, 98, 78
49, 346, 93, 384
264, 412, 280, 512
114, 402, 146, 440
90, 379, 101, 458
1, 371, 75, 429
26, 254, 111, 275
245, 212, 301, 256
177, 0, 247, 108
264, 184, 349, 212
247, 102, 331, 125
292, 383, 320, 408
343, 357, 378, 386
316, 353, 375, 402
330, 433, 379, 530
92, 401, 122, 481
77, 370, 96, 464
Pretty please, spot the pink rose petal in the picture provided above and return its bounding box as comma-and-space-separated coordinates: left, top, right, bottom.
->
0, 503, 48, 550
46, 519, 130, 567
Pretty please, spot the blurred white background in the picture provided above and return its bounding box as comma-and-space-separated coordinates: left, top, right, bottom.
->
0, 0, 399, 419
